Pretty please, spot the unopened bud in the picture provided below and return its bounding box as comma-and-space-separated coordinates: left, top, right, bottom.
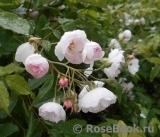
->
59, 77, 68, 87
128, 55, 134, 59
58, 5, 66, 10
63, 99, 72, 109
29, 11, 39, 21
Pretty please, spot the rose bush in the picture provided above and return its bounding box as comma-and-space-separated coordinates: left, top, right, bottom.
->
0, 0, 160, 137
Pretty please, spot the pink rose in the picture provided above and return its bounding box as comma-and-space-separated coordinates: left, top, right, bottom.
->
55, 30, 89, 64
24, 54, 49, 79
82, 41, 104, 64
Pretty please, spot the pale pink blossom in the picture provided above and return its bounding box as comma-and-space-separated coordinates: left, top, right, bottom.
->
82, 41, 104, 64
15, 42, 35, 63
104, 63, 121, 79
54, 30, 88, 64
128, 58, 139, 75
78, 81, 116, 113
24, 54, 49, 79
140, 17, 145, 25
119, 30, 132, 44
39, 102, 66, 123
108, 49, 125, 63
109, 39, 121, 49
78, 86, 117, 113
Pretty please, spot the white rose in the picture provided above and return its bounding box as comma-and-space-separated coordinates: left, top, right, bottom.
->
108, 49, 125, 63
78, 86, 117, 113
109, 39, 121, 49
128, 58, 140, 75
39, 102, 66, 123
15, 42, 35, 64
104, 63, 121, 79
140, 17, 145, 25
134, 19, 140, 25
119, 30, 132, 44
123, 30, 132, 43
82, 41, 104, 64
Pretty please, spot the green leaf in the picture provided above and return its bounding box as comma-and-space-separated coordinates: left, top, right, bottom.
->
149, 120, 158, 137
110, 81, 122, 104
62, 21, 76, 31
26, 111, 39, 137
0, 122, 19, 137
0, 0, 22, 10
0, 62, 24, 77
5, 75, 35, 98
117, 120, 128, 137
76, 133, 102, 137
36, 14, 50, 37
136, 92, 153, 109
0, 29, 22, 57
48, 129, 63, 137
128, 132, 146, 137
58, 17, 74, 24
106, 118, 118, 125
46, 118, 86, 136
41, 40, 52, 53
53, 30, 62, 39
148, 57, 160, 64
150, 66, 160, 81
32, 0, 51, 9
102, 134, 111, 137
140, 119, 148, 128
0, 100, 17, 119
0, 81, 10, 116
0, 92, 18, 119
33, 74, 54, 107
0, 11, 30, 35
29, 74, 50, 90
137, 45, 152, 57
76, 0, 107, 8
148, 108, 160, 119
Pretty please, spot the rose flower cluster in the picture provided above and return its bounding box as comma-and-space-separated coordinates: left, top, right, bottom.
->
15, 29, 139, 123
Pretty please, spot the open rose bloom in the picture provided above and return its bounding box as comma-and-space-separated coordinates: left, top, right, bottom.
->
55, 30, 88, 64
78, 81, 117, 113
39, 102, 66, 123
24, 54, 49, 79
82, 41, 104, 64
104, 63, 121, 79
128, 58, 139, 75
55, 30, 104, 64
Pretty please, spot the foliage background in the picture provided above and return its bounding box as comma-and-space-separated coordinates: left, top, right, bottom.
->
0, 0, 160, 137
